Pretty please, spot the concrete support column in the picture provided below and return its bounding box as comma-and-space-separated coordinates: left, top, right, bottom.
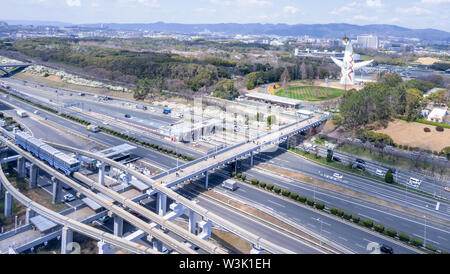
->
113, 215, 123, 237
188, 210, 196, 235
286, 135, 290, 149
250, 151, 254, 167
125, 174, 132, 184
61, 226, 73, 254
25, 208, 35, 225
152, 239, 163, 252
250, 246, 265, 254
17, 156, 25, 179
29, 164, 38, 189
0, 179, 3, 193
157, 192, 167, 216
4, 191, 12, 217
204, 171, 209, 190
198, 219, 212, 240
97, 241, 114, 254
98, 163, 105, 186
52, 177, 62, 204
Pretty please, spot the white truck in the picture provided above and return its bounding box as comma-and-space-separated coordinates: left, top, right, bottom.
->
222, 179, 238, 191
16, 109, 28, 118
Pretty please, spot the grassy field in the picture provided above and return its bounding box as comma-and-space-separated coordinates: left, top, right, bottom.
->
276, 85, 345, 102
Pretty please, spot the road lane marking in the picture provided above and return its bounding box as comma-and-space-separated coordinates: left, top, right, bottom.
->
267, 200, 285, 208
338, 236, 348, 241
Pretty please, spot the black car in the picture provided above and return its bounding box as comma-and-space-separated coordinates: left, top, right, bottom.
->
124, 114, 131, 118
380, 244, 394, 254
356, 158, 366, 164
356, 164, 365, 171
332, 156, 341, 162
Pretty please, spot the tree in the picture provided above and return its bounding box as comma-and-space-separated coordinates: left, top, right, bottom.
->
385, 170, 394, 184
280, 67, 291, 89
326, 153, 333, 162
213, 79, 239, 100
267, 115, 275, 128
405, 88, 422, 121
300, 63, 307, 80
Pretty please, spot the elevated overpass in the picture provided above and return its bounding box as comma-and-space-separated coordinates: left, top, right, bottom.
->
0, 63, 32, 76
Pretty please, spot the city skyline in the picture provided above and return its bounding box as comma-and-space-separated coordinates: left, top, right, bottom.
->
1, 0, 450, 32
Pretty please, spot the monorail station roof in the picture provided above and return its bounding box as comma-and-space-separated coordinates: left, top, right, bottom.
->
30, 215, 58, 233
245, 92, 302, 107
82, 197, 102, 211
96, 144, 136, 158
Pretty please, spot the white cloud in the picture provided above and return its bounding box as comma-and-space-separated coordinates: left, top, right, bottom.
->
116, 0, 159, 8
421, 0, 450, 4
66, 0, 81, 7
366, 0, 383, 7
194, 7, 217, 13
353, 15, 378, 21
210, 0, 272, 8
329, 6, 353, 15
396, 6, 432, 15
283, 6, 299, 14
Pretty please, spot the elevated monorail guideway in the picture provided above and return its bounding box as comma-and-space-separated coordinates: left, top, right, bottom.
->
0, 134, 200, 254
0, 161, 157, 254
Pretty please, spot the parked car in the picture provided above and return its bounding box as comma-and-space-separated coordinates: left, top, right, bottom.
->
380, 244, 394, 254
64, 194, 76, 202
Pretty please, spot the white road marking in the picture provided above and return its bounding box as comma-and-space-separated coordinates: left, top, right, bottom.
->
338, 236, 348, 241
438, 236, 447, 241
267, 200, 285, 208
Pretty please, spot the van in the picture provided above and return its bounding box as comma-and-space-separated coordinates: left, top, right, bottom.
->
407, 177, 421, 188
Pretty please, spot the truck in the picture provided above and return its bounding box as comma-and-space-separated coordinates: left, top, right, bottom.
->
136, 104, 147, 110
0, 82, 10, 89
222, 179, 238, 191
16, 109, 28, 118
163, 108, 171, 115
87, 124, 100, 133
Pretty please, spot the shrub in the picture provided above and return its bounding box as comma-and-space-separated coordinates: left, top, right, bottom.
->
426, 244, 437, 252
250, 179, 259, 185
306, 198, 315, 206
237, 173, 242, 178
289, 193, 298, 200
352, 215, 360, 223
363, 219, 374, 228
374, 224, 385, 233
315, 202, 325, 210
330, 208, 338, 215
386, 228, 397, 237
411, 237, 423, 247
297, 196, 307, 203
241, 174, 246, 180
326, 153, 333, 162
231, 172, 236, 177
266, 184, 274, 191
343, 212, 352, 220
436, 126, 444, 132
385, 170, 394, 184
274, 187, 281, 194
259, 182, 266, 188
424, 127, 431, 133
336, 209, 344, 217
281, 190, 291, 197
398, 232, 410, 242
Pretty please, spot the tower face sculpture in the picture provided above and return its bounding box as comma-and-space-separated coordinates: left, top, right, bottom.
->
331, 36, 373, 85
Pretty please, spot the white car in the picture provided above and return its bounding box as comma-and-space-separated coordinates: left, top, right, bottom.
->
407, 177, 421, 189
64, 194, 76, 202
333, 173, 343, 180
102, 121, 109, 125
375, 169, 385, 176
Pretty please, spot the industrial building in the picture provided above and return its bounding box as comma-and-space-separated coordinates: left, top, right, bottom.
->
245, 92, 302, 109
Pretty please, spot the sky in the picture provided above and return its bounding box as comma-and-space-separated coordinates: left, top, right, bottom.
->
1, 0, 450, 32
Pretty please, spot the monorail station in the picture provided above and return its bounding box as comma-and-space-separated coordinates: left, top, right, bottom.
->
245, 92, 302, 109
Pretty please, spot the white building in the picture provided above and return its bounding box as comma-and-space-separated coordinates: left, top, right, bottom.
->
427, 107, 448, 123
357, 35, 378, 49
163, 119, 221, 142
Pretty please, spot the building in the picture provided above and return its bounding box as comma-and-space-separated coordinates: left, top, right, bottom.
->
427, 107, 448, 123
245, 92, 302, 109
357, 35, 378, 49
164, 119, 221, 142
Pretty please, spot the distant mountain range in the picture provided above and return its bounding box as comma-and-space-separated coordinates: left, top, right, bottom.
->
3, 20, 450, 41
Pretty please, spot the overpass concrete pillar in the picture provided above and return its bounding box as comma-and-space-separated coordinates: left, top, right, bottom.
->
250, 246, 265, 254
52, 177, 62, 204
286, 135, 290, 149
152, 239, 163, 252
125, 173, 132, 184
157, 192, 167, 216
97, 241, 114, 254
25, 208, 35, 225
61, 226, 73, 254
198, 219, 212, 240
98, 162, 106, 186
250, 151, 254, 167
4, 191, 13, 217
204, 171, 209, 190
29, 164, 38, 189
114, 215, 123, 237
189, 210, 197, 235
17, 156, 25, 178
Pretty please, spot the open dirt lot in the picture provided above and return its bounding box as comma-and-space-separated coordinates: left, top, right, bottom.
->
375, 119, 450, 152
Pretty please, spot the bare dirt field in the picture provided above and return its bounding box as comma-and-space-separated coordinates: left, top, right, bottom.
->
375, 119, 450, 151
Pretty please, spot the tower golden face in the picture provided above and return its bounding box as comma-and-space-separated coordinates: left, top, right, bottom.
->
343, 36, 350, 46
